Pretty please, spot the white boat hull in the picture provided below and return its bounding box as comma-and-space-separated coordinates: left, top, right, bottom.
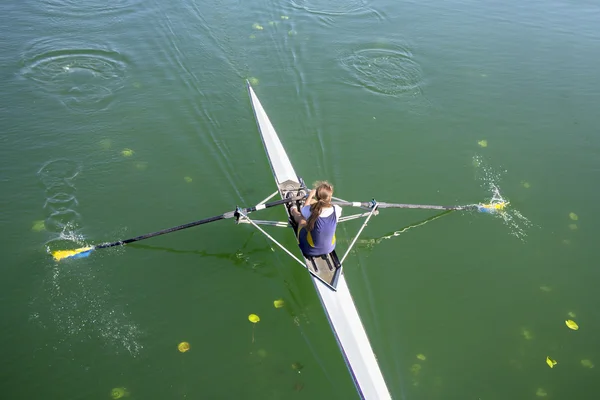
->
247, 82, 392, 399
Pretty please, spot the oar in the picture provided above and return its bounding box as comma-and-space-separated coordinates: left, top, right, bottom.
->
51, 194, 305, 262
332, 200, 507, 213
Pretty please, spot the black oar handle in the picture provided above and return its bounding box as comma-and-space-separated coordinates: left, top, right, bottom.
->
95, 195, 304, 250
331, 201, 476, 211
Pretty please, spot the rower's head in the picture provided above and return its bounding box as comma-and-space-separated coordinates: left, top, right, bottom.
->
314, 181, 333, 206
306, 181, 335, 232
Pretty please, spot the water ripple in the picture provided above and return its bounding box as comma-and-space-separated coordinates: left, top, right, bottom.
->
20, 38, 129, 113
38, 158, 81, 185
339, 43, 425, 97
30, 0, 143, 17
289, 0, 370, 16
38, 159, 82, 233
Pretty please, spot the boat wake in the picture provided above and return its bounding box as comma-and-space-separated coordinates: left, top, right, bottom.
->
289, 0, 372, 16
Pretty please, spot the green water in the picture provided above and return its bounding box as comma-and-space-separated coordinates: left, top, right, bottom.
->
2, 0, 599, 398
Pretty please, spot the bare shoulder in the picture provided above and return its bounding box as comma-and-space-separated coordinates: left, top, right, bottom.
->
334, 204, 342, 218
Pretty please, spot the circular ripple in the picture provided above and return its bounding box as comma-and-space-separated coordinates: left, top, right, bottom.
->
44, 182, 76, 201
339, 44, 424, 96
38, 159, 81, 186
45, 209, 83, 233
20, 39, 128, 113
289, 0, 369, 15
44, 193, 79, 213
32, 0, 143, 17
38, 159, 82, 233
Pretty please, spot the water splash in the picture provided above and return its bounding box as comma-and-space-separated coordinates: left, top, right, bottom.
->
473, 156, 532, 240
355, 158, 532, 249
36, 160, 142, 356
34, 246, 144, 356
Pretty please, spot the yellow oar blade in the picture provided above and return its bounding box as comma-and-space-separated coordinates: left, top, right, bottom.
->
478, 201, 509, 213
52, 247, 94, 261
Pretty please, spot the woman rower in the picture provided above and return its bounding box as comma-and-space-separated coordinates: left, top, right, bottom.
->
288, 181, 342, 257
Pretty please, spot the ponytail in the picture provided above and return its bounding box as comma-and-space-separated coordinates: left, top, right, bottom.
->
305, 182, 334, 232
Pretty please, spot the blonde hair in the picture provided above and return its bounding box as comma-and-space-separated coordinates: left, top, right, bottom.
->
306, 181, 334, 232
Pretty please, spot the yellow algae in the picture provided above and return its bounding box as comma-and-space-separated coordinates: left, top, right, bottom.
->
248, 77, 259, 85
567, 311, 576, 318
539, 285, 552, 292
257, 348, 267, 358
409, 364, 421, 375
249, 314, 260, 343
521, 328, 533, 340
32, 220, 46, 232
477, 140, 488, 148
536, 388, 547, 397
565, 320, 579, 330
569, 223, 578, 230
249, 34, 256, 39
581, 359, 594, 368
281, 15, 289, 19
121, 148, 134, 157
134, 161, 148, 171
252, 23, 264, 30
416, 354, 426, 361
291, 362, 304, 372
268, 21, 276, 26
288, 30, 297, 36
110, 387, 129, 399
546, 356, 557, 368
99, 138, 112, 150
178, 342, 190, 352
273, 299, 285, 308
521, 181, 531, 189
569, 212, 578, 221
184, 176, 192, 183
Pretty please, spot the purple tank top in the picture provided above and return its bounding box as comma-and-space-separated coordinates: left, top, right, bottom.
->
298, 209, 337, 256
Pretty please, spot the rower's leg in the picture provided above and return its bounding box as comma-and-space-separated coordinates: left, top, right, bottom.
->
286, 192, 306, 227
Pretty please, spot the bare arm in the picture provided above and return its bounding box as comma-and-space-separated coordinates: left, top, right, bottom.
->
304, 189, 317, 206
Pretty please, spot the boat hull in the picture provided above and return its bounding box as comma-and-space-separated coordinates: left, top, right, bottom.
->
247, 82, 392, 399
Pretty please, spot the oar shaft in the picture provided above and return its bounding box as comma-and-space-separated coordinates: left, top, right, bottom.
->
377, 202, 470, 211
332, 201, 474, 211
95, 195, 303, 250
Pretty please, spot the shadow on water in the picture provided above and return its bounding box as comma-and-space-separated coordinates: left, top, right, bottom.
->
128, 232, 281, 279
352, 210, 455, 251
